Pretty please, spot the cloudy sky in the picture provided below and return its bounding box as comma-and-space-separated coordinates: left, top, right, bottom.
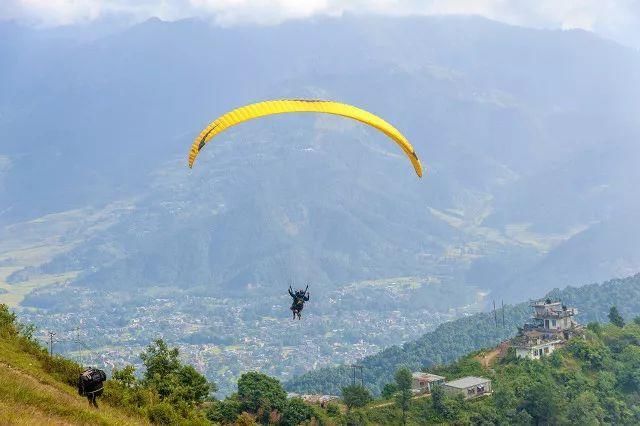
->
1, 0, 639, 48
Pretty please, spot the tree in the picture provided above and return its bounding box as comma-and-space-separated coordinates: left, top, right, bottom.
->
281, 398, 314, 426
587, 322, 602, 335
566, 391, 604, 425
493, 386, 517, 415
521, 381, 564, 424
394, 367, 412, 425
175, 365, 213, 403
141, 339, 181, 384
237, 372, 287, 421
111, 365, 137, 388
431, 382, 464, 421
140, 339, 214, 405
609, 306, 625, 327
381, 383, 398, 399
207, 396, 242, 424
634, 316, 640, 326
345, 409, 367, 426
431, 384, 447, 417
510, 409, 534, 426
147, 402, 180, 425
341, 385, 372, 410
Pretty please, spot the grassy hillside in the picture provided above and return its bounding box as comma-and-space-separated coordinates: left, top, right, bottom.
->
0, 306, 147, 425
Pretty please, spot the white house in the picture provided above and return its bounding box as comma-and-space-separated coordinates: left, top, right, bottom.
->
442, 376, 492, 400
411, 372, 445, 394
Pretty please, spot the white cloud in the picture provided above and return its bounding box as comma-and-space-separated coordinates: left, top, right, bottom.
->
1, 0, 639, 47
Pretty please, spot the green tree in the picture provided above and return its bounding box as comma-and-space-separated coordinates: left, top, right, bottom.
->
493, 386, 517, 415
587, 321, 603, 335
141, 339, 181, 385
521, 381, 564, 424
326, 403, 340, 417
634, 316, 640, 326
394, 367, 412, 425
381, 383, 398, 399
281, 398, 313, 426
342, 385, 372, 410
0, 304, 17, 335
430, 384, 446, 417
207, 396, 242, 424
609, 306, 625, 327
469, 404, 500, 425
430, 384, 462, 421
345, 409, 368, 426
140, 339, 214, 405
566, 391, 604, 425
237, 372, 287, 421
112, 365, 137, 388
147, 402, 180, 425
510, 409, 534, 426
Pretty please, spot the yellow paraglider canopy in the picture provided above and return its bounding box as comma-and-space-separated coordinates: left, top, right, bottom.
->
188, 99, 423, 177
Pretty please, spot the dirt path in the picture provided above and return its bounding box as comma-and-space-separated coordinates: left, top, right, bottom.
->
370, 392, 431, 409
478, 347, 501, 368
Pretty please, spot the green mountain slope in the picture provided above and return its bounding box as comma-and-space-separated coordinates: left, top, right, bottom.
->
356, 319, 640, 425
286, 273, 640, 395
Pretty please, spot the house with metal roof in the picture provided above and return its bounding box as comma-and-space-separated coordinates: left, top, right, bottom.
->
442, 376, 492, 400
411, 372, 445, 394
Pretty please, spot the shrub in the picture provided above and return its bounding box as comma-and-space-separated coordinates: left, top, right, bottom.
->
147, 402, 180, 425
42, 355, 83, 387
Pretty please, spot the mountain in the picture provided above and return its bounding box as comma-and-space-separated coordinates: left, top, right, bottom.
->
286, 273, 640, 395
2, 15, 639, 298
2, 14, 640, 395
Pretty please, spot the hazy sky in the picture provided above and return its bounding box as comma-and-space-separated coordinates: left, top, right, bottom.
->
1, 0, 639, 48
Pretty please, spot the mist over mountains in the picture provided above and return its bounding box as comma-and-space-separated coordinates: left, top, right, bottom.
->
2, 14, 640, 301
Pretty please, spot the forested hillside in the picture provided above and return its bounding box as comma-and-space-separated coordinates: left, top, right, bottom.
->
356, 319, 640, 425
287, 274, 640, 395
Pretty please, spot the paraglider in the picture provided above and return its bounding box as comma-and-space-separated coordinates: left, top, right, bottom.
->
188, 100, 423, 320
288, 284, 310, 320
187, 99, 424, 177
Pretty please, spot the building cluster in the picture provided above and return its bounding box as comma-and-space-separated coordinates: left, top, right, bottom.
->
406, 297, 583, 401
510, 298, 583, 359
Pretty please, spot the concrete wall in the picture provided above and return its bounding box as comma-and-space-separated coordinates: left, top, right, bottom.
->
443, 381, 492, 400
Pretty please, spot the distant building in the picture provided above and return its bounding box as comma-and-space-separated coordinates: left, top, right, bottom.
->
411, 372, 445, 394
442, 376, 492, 400
511, 298, 583, 360
287, 393, 340, 406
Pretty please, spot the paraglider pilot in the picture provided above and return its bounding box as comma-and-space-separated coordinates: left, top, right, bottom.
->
288, 285, 310, 320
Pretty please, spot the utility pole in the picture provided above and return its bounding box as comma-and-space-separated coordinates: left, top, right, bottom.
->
501, 300, 505, 329
350, 364, 364, 387
75, 326, 83, 366
493, 300, 497, 328
48, 331, 56, 356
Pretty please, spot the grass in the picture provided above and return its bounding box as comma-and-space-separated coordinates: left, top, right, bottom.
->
0, 336, 148, 425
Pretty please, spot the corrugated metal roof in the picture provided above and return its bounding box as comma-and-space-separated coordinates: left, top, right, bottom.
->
412, 372, 445, 381
444, 376, 490, 389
